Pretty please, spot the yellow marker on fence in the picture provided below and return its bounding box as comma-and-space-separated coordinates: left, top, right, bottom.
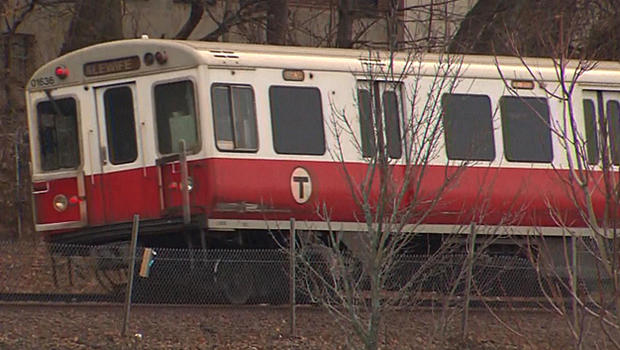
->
139, 248, 155, 278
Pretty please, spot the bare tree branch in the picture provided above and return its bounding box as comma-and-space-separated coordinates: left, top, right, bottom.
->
174, 0, 205, 40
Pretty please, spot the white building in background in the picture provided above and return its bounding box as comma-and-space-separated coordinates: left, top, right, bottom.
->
6, 0, 477, 72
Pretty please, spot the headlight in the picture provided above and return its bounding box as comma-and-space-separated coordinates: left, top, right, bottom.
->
187, 177, 193, 192
53, 194, 68, 212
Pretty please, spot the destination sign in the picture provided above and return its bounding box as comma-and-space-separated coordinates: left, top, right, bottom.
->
83, 56, 140, 77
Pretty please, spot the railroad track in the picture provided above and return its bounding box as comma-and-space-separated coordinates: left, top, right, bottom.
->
0, 292, 560, 310
0, 293, 120, 303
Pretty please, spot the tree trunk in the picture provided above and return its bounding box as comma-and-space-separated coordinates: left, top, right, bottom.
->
367, 263, 381, 350
60, 0, 123, 55
336, 0, 353, 48
266, 0, 288, 45
386, 0, 400, 52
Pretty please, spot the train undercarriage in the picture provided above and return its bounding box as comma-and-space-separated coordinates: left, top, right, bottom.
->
44, 216, 584, 305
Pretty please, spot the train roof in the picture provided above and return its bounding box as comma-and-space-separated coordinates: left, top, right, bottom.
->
27, 38, 620, 92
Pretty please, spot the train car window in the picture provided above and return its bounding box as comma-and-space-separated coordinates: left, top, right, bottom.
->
606, 100, 620, 165
104, 86, 138, 164
357, 89, 375, 157
269, 86, 325, 155
583, 99, 599, 165
500, 96, 552, 163
441, 93, 495, 161
211, 84, 258, 151
383, 90, 402, 159
154, 80, 199, 154
36, 98, 80, 171
357, 82, 402, 159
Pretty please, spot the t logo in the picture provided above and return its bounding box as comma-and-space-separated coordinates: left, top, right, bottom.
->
290, 167, 312, 204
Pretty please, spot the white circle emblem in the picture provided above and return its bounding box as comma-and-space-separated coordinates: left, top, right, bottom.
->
290, 167, 312, 204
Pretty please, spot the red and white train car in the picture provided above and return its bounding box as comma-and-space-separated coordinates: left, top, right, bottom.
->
25, 38, 616, 248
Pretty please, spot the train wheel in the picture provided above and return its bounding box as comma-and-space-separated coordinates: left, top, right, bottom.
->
216, 260, 253, 304
91, 244, 129, 294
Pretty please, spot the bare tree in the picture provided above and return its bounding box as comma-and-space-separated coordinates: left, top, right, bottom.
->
522, 61, 620, 349
292, 47, 473, 349
60, 0, 123, 55
172, 0, 289, 44
2, 0, 40, 35
1, 1, 40, 239
449, 0, 620, 60
486, 4, 620, 348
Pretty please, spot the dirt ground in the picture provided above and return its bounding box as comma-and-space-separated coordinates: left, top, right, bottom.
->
0, 304, 607, 349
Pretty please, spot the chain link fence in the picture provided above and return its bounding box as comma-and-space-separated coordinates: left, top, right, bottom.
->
0, 130, 30, 241
0, 240, 555, 306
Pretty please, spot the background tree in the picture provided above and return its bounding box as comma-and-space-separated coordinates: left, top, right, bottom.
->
59, 0, 123, 55
1, 0, 40, 239
172, 0, 289, 44
266, 0, 288, 44
450, 0, 620, 60
335, 0, 354, 48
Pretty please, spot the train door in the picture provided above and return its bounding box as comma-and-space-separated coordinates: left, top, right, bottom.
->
93, 83, 147, 223
151, 79, 201, 219
356, 80, 405, 200
31, 92, 88, 231
356, 81, 404, 159
582, 90, 620, 165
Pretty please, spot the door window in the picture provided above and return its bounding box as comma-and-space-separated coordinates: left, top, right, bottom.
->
36, 97, 80, 171
357, 81, 403, 159
103, 86, 138, 164
583, 99, 599, 165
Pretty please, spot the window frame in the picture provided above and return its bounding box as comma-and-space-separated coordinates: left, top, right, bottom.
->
500, 95, 553, 163
269, 85, 326, 156
34, 94, 82, 172
441, 93, 496, 161
152, 77, 202, 156
210, 83, 259, 153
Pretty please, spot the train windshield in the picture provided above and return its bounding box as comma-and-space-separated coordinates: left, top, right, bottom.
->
36, 97, 80, 171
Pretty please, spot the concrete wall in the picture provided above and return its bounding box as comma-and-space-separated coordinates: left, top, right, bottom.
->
404, 0, 477, 50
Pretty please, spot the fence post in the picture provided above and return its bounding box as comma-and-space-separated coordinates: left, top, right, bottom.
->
461, 222, 476, 340
289, 217, 296, 337
571, 234, 579, 335
122, 214, 140, 337
14, 128, 22, 240
178, 140, 190, 225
